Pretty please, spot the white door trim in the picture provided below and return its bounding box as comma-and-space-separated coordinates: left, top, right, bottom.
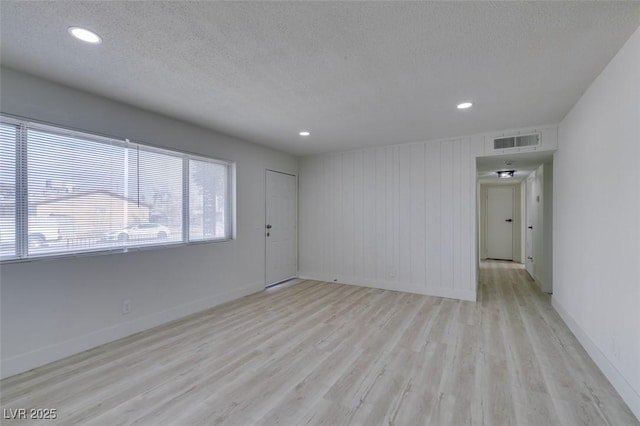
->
488, 185, 514, 260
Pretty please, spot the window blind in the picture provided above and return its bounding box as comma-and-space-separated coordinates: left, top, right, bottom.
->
0, 124, 17, 259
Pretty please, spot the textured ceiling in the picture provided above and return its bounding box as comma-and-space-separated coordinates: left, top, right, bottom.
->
1, 2, 639, 156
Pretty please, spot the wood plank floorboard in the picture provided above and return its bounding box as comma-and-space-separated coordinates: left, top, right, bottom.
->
1, 261, 637, 425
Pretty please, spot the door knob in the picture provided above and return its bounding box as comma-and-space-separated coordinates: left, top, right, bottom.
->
505, 219, 513, 222
266, 224, 272, 229
528, 226, 533, 229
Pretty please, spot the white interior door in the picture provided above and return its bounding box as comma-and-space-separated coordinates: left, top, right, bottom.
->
525, 174, 536, 277
265, 170, 297, 286
487, 186, 514, 260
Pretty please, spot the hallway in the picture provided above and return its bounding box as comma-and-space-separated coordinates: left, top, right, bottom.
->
476, 260, 636, 425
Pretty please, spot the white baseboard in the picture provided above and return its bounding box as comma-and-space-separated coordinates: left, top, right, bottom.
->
552, 297, 640, 421
298, 273, 476, 301
1, 281, 263, 379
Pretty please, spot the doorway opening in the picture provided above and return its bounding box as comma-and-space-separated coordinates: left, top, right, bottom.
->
483, 185, 517, 261
477, 151, 554, 293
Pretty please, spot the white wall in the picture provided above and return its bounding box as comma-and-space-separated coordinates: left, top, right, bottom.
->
0, 68, 298, 378
299, 138, 483, 301
541, 160, 553, 292
553, 26, 640, 419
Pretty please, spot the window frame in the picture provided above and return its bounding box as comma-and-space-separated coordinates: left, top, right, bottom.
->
0, 114, 235, 264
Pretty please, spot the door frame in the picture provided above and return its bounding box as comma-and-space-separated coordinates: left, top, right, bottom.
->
265, 169, 298, 287
525, 172, 536, 278
523, 163, 553, 293
479, 182, 523, 262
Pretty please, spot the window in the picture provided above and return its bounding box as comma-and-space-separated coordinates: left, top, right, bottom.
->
0, 116, 234, 261
0, 124, 17, 258
189, 158, 229, 241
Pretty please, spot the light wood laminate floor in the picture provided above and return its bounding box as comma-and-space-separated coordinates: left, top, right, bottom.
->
1, 261, 637, 425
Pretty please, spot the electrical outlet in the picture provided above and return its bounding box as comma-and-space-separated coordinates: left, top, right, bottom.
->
389, 266, 397, 279
122, 299, 132, 315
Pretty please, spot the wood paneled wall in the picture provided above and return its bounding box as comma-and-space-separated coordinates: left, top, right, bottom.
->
299, 138, 483, 301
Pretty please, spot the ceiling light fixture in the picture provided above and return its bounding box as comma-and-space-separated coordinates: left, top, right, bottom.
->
497, 170, 515, 179
457, 102, 473, 109
299, 131, 310, 136
68, 27, 102, 44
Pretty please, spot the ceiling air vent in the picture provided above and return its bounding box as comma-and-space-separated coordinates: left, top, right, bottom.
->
493, 133, 540, 150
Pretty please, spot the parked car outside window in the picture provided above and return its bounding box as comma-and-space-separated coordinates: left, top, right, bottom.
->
101, 223, 171, 242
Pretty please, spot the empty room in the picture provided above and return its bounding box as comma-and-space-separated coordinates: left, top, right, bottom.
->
1, 1, 639, 425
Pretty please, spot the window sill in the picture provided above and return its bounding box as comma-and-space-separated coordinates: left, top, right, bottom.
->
0, 237, 233, 265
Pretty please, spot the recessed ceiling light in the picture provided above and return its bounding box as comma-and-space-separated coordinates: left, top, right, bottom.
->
68, 27, 102, 44
299, 131, 310, 136
457, 102, 473, 109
